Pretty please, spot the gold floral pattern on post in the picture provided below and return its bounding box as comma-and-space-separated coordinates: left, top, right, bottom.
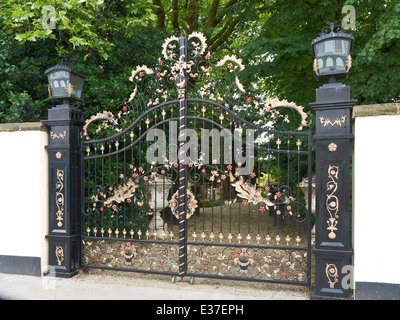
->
326, 165, 339, 239
55, 169, 65, 227
50, 130, 67, 139
319, 115, 347, 127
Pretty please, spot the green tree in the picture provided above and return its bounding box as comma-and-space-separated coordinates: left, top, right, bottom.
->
0, 0, 157, 59
151, 0, 267, 54
345, 0, 400, 104
0, 1, 164, 122
241, 0, 400, 107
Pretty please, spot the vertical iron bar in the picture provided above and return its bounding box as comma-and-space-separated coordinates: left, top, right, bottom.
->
86, 156, 90, 235
286, 137, 290, 233
123, 133, 126, 235
277, 136, 280, 239
177, 35, 188, 277
267, 134, 271, 237
94, 146, 97, 235
101, 146, 104, 235
257, 132, 260, 236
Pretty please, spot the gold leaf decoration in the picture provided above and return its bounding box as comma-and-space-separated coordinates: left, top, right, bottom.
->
346, 54, 352, 72
313, 58, 319, 76
229, 171, 274, 206
104, 178, 139, 206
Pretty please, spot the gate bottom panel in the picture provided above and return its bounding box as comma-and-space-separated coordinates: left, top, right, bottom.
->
186, 242, 309, 286
81, 237, 309, 286
82, 237, 180, 275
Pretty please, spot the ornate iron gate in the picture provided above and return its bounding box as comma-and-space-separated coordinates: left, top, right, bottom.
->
81, 32, 313, 286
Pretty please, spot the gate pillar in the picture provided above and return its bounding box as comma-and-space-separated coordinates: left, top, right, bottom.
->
42, 104, 84, 278
310, 83, 357, 299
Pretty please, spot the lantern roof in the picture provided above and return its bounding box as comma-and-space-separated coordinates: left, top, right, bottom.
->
311, 23, 354, 57
45, 64, 86, 79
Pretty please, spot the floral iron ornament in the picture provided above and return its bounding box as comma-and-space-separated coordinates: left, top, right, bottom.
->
104, 178, 139, 206
125, 31, 310, 131
83, 32, 311, 141
229, 171, 274, 207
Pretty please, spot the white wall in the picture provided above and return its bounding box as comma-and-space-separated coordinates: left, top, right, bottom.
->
0, 124, 48, 274
354, 114, 400, 286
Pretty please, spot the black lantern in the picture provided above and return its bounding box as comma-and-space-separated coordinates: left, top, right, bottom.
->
311, 23, 354, 82
45, 64, 86, 104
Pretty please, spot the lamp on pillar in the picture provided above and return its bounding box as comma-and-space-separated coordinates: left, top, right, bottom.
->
309, 23, 357, 299
311, 22, 353, 83
42, 62, 86, 278
45, 64, 86, 105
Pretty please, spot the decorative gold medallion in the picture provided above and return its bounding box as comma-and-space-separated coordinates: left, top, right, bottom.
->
328, 143, 337, 152
56, 152, 62, 159
169, 189, 198, 220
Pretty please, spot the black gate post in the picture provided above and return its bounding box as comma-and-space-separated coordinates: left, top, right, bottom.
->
310, 83, 357, 299
42, 103, 84, 278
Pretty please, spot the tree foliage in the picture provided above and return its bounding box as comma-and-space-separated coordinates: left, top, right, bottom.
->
0, 0, 157, 59
0, 1, 164, 121
0, 0, 399, 123
241, 0, 400, 107
151, 0, 267, 54
345, 0, 400, 104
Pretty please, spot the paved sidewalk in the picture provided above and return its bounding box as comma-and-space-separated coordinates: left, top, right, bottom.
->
0, 271, 309, 300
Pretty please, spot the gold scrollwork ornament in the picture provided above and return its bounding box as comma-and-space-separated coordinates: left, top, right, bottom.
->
326, 263, 339, 288
55, 169, 65, 227
326, 165, 339, 239
55, 246, 64, 266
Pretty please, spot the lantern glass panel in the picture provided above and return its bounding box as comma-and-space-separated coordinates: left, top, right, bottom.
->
70, 72, 84, 100
314, 39, 351, 75
49, 70, 70, 99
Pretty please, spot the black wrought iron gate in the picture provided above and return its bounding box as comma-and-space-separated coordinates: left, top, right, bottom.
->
81, 32, 313, 286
